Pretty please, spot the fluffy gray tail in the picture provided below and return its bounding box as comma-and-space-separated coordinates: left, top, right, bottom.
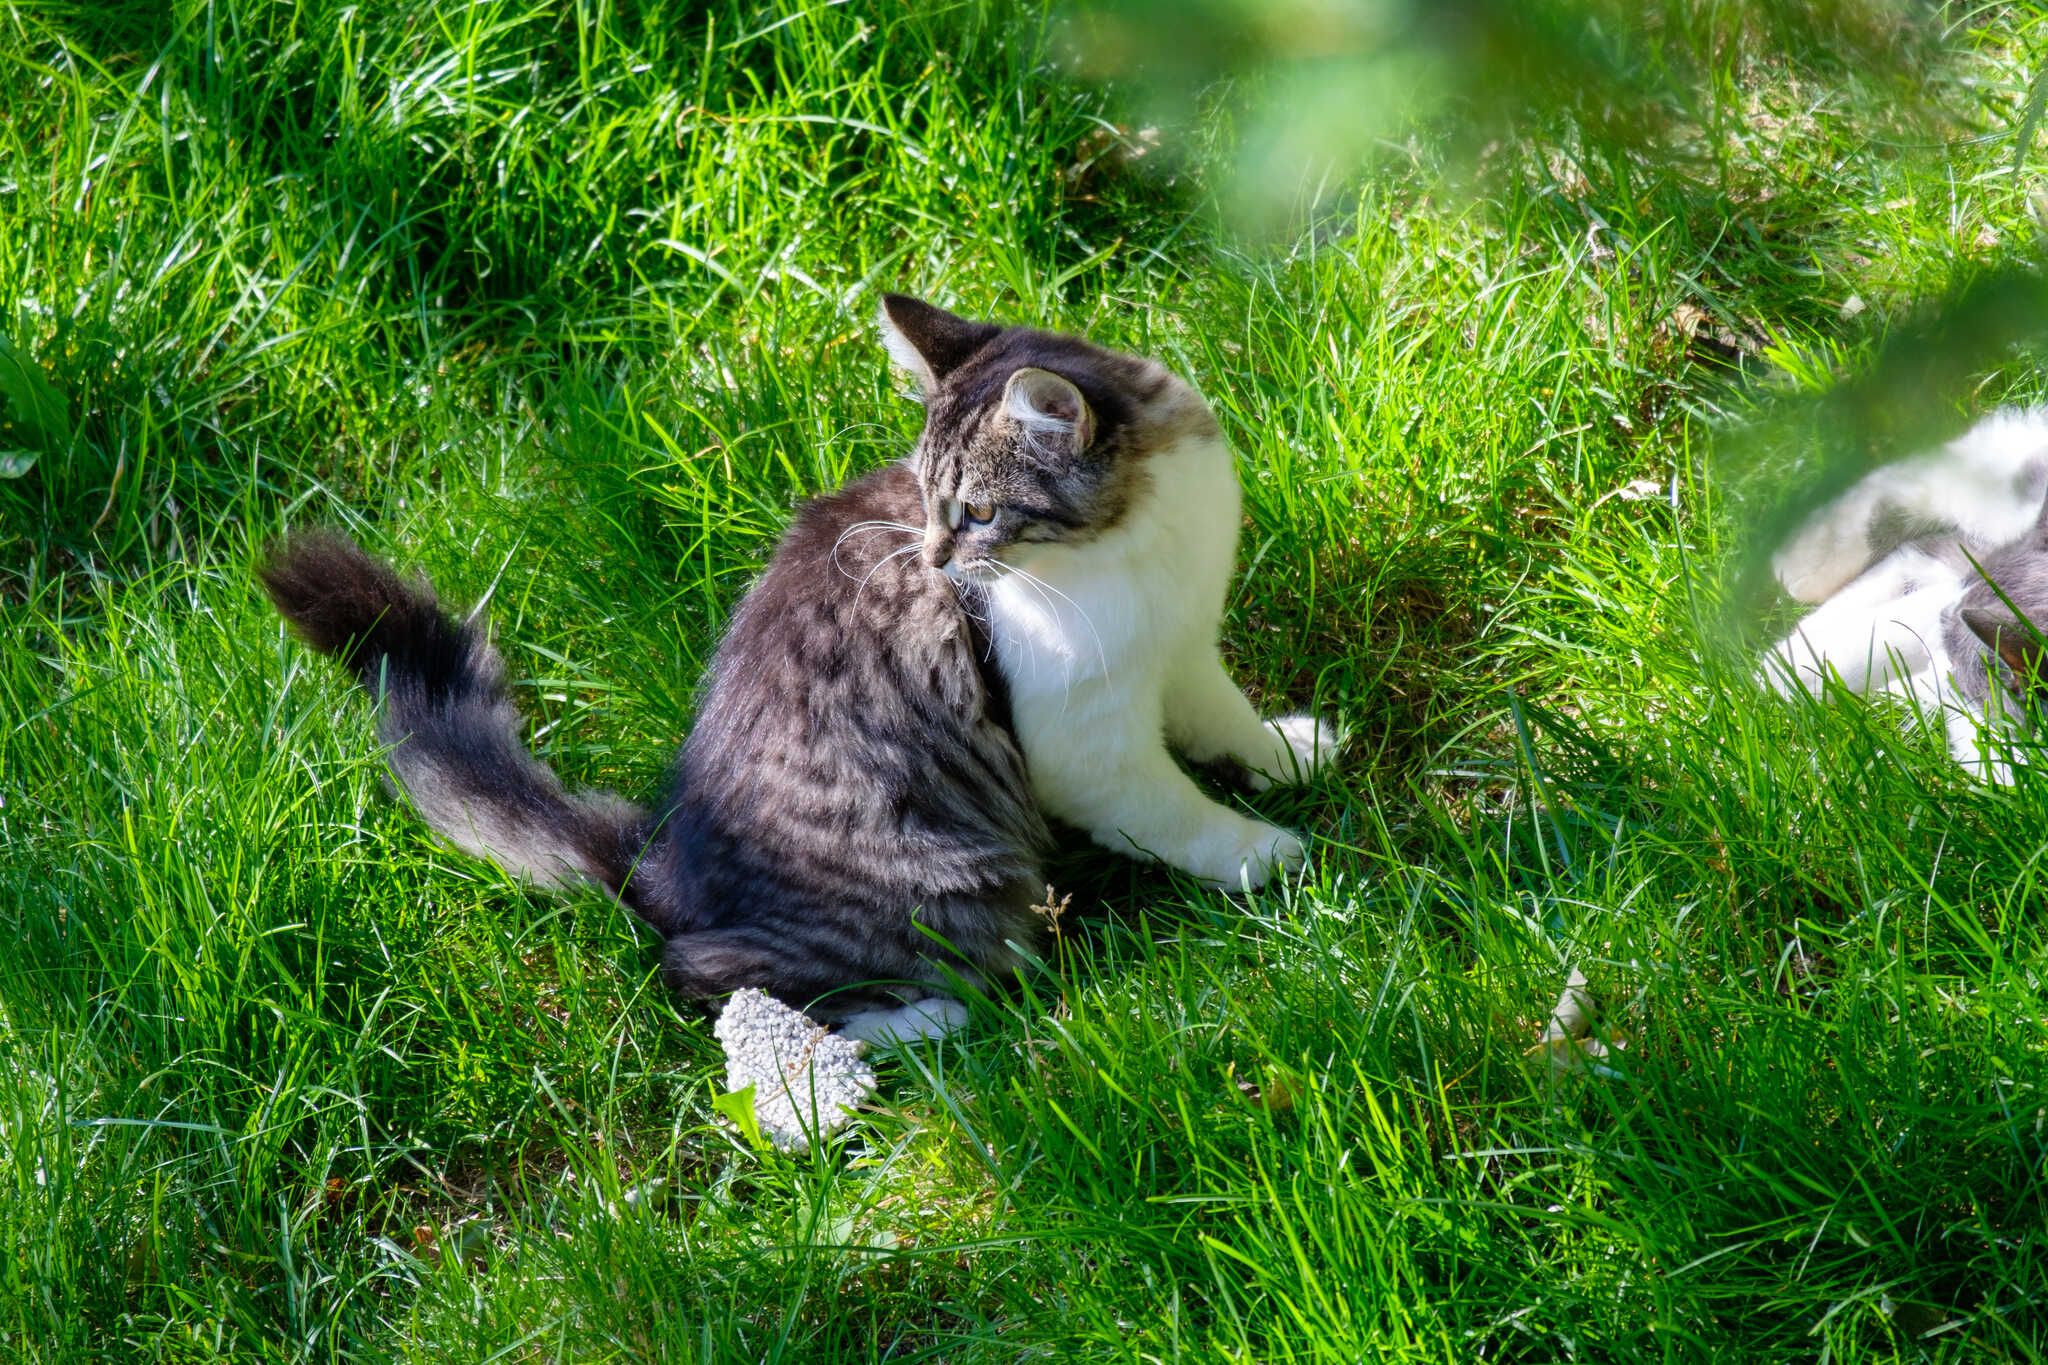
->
260, 531, 654, 912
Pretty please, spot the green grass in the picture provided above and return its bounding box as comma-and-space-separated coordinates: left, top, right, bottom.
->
4, 1, 2048, 1359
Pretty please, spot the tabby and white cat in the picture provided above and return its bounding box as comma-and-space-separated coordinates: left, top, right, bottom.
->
1762, 407, 2048, 779
262, 295, 1340, 1042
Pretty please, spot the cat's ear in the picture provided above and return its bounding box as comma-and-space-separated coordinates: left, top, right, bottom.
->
1004, 367, 1095, 457
877, 294, 998, 396
1963, 604, 2047, 680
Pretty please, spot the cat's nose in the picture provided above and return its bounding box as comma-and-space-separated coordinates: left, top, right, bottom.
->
922, 532, 952, 568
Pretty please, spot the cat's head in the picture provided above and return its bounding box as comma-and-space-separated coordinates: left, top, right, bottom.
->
1963, 598, 2048, 701
877, 293, 1219, 582
1958, 493, 2048, 708
1961, 556, 2048, 710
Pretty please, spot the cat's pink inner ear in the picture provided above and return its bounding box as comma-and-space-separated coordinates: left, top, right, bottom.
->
1005, 367, 1095, 451
2001, 630, 2045, 678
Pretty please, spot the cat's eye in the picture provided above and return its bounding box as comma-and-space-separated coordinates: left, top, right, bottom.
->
964, 502, 996, 525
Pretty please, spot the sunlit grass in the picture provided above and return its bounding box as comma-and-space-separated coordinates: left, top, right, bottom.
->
3, 1, 2047, 1359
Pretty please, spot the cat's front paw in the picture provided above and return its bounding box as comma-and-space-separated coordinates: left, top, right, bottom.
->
1757, 631, 1828, 699
1182, 818, 1305, 889
1244, 713, 1346, 790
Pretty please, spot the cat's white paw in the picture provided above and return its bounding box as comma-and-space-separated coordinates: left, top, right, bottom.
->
1245, 713, 1346, 790
1178, 818, 1305, 889
839, 997, 969, 1046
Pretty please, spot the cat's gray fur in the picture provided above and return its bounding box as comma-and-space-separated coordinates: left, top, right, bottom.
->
1944, 512, 2048, 719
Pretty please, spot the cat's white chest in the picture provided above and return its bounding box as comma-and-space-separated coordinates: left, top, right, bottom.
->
985, 435, 1240, 696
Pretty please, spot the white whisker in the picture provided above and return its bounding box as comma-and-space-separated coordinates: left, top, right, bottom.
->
947, 581, 1000, 664
851, 541, 923, 613
995, 561, 1110, 682
832, 520, 921, 580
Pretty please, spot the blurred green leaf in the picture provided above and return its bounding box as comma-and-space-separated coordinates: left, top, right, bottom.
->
1066, 0, 1956, 230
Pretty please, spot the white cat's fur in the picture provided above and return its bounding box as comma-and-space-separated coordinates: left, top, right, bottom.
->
1772, 408, 2048, 603
1762, 407, 2048, 779
986, 423, 1340, 888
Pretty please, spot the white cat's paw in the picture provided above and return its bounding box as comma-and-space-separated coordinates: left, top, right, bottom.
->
1757, 630, 1842, 700
1755, 646, 1807, 699
839, 997, 969, 1046
1245, 713, 1346, 790
1238, 825, 1308, 889
1179, 819, 1305, 889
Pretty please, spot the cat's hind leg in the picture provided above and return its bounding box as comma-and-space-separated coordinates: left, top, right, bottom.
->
838, 997, 970, 1045
660, 927, 875, 1019
668, 929, 979, 1040
1774, 414, 2048, 603
1773, 483, 1892, 604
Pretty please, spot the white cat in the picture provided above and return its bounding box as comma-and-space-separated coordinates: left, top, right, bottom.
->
1762, 407, 2048, 779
